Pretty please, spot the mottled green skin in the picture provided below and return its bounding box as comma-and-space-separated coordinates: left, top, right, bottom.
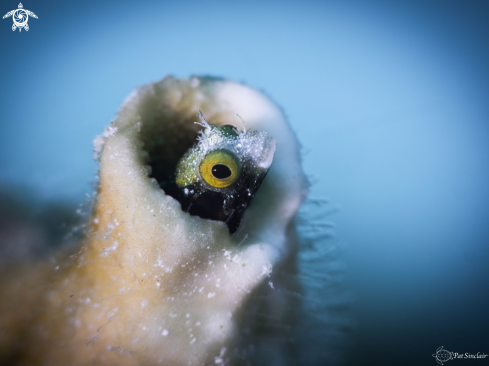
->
175, 149, 200, 188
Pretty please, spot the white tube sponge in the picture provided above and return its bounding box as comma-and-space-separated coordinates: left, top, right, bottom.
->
0, 76, 307, 365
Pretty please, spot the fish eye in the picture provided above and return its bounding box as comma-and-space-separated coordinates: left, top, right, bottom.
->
200, 150, 240, 188
212, 164, 232, 179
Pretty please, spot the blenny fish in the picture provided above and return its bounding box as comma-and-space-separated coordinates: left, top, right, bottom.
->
168, 111, 276, 233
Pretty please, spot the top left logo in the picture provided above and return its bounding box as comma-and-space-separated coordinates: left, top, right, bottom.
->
3, 3, 38, 32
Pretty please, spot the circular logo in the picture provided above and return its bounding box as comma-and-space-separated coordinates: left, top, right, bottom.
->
433, 347, 453, 365
13, 9, 28, 27
437, 349, 452, 362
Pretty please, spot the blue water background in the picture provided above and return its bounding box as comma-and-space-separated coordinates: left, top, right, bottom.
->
1, 0, 488, 364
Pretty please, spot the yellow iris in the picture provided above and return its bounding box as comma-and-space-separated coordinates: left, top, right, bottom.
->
199, 150, 240, 188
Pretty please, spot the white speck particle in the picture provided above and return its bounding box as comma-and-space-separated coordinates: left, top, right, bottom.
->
208, 292, 215, 299
93, 126, 118, 160
162, 329, 169, 336
141, 300, 148, 307
190, 338, 196, 344
261, 264, 272, 277
100, 241, 119, 257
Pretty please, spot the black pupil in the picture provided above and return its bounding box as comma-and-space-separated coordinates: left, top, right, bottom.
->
212, 164, 232, 179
